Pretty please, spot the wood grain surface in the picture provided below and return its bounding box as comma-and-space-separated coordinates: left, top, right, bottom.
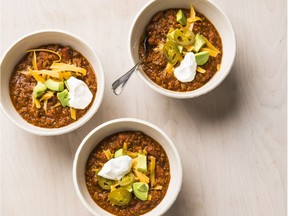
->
0, 0, 286, 216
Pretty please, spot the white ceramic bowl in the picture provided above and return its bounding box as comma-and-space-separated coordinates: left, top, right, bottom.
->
73, 118, 182, 216
129, 0, 236, 99
0, 30, 105, 136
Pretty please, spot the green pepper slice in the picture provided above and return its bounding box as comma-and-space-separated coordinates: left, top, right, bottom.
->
98, 176, 114, 190
174, 28, 195, 46
163, 41, 180, 65
120, 173, 135, 187
108, 188, 132, 206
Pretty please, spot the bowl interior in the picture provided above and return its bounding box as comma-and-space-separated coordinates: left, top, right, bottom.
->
0, 30, 105, 135
129, 0, 236, 98
73, 118, 182, 216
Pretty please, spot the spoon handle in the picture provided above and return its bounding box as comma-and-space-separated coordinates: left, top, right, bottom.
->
112, 60, 142, 95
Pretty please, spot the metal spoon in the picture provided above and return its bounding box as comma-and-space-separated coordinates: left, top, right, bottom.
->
112, 36, 149, 95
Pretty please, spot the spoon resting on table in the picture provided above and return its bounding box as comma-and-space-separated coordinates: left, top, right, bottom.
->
111, 36, 149, 95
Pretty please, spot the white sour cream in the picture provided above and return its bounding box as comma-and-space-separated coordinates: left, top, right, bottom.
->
174, 52, 197, 82
66, 77, 93, 109
98, 155, 132, 180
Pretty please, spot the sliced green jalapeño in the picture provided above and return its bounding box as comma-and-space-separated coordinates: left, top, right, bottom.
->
163, 41, 180, 65
174, 28, 195, 46
98, 176, 114, 190
120, 173, 135, 187
108, 188, 132, 206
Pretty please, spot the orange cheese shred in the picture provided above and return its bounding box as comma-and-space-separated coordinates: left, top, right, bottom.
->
103, 149, 113, 160
187, 16, 202, 23
133, 169, 149, 184
200, 47, 219, 57
29, 68, 46, 83
26, 49, 62, 63
50, 62, 86, 75
39, 91, 54, 102
197, 66, 206, 73
202, 36, 221, 53
43, 99, 48, 114
70, 107, 76, 120
149, 156, 156, 187
33, 97, 41, 109
187, 4, 196, 30
32, 51, 38, 70
31, 69, 60, 79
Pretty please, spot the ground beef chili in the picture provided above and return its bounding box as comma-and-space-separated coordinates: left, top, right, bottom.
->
139, 9, 223, 91
85, 131, 170, 216
9, 44, 97, 128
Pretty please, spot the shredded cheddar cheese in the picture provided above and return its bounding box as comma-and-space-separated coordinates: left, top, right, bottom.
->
62, 71, 72, 80
36, 69, 60, 79
34, 97, 41, 109
148, 195, 152, 201
143, 148, 148, 155
91, 168, 101, 173
151, 185, 163, 190
200, 47, 219, 57
185, 44, 194, 52
187, 16, 202, 23
190, 4, 196, 19
187, 4, 196, 31
132, 158, 138, 169
168, 27, 175, 33
165, 62, 174, 74
133, 169, 149, 184
149, 156, 156, 187
51, 102, 61, 108
39, 91, 54, 102
70, 107, 76, 120
26, 49, 62, 63
125, 151, 138, 158
197, 66, 206, 73
32, 51, 38, 70
43, 99, 48, 114
123, 142, 128, 151
50, 62, 86, 75
202, 36, 221, 53
29, 68, 46, 83
104, 149, 113, 160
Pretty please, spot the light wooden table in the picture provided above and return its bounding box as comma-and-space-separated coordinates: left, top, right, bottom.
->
1, 0, 286, 215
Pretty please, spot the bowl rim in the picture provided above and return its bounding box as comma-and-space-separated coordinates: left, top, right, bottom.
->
128, 0, 236, 99
0, 29, 105, 136
72, 117, 183, 216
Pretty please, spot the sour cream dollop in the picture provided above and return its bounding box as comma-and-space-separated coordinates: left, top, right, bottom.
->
98, 155, 132, 180
66, 76, 93, 109
174, 52, 197, 82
